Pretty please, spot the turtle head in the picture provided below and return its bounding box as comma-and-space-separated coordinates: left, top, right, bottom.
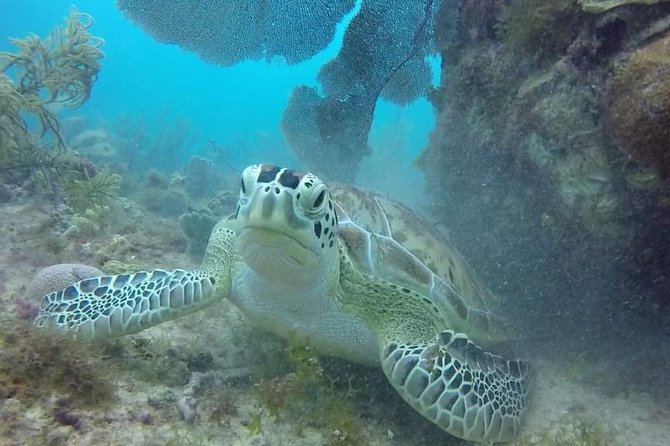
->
234, 164, 339, 285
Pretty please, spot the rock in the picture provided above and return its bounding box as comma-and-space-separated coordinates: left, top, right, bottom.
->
177, 395, 198, 423
609, 35, 670, 176
579, 0, 669, 13
0, 183, 14, 203
70, 129, 108, 147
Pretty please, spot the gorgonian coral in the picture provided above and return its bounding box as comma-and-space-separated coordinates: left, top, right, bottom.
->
0, 10, 108, 200
282, 1, 447, 180
116, 0, 356, 65
0, 9, 103, 149
115, 0, 456, 180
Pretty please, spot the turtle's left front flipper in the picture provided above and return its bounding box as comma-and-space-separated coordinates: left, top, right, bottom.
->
34, 222, 237, 339
381, 330, 531, 443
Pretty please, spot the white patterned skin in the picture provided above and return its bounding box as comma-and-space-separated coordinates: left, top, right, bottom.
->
34, 164, 531, 443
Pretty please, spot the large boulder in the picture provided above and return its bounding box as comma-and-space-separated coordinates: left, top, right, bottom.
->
609, 35, 670, 177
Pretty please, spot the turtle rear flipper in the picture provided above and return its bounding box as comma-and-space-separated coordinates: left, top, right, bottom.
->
381, 330, 531, 443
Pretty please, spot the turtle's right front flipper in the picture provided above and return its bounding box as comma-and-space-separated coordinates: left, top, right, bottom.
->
34, 223, 237, 339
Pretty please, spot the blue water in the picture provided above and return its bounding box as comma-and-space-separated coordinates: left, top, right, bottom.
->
1, 0, 436, 197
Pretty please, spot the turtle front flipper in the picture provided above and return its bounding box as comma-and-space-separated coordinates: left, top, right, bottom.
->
381, 330, 531, 443
34, 222, 237, 339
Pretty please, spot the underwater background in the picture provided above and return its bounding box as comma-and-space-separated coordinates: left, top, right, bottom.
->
1, 0, 670, 445
0, 0, 437, 203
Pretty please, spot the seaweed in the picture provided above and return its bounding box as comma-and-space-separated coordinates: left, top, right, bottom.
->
64, 167, 122, 212
244, 411, 264, 435
252, 343, 368, 445
0, 129, 72, 185
498, 0, 585, 65
0, 320, 114, 407
204, 387, 238, 426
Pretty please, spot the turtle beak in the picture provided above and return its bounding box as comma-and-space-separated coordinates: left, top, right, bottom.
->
236, 186, 323, 278
237, 184, 313, 251
245, 185, 307, 228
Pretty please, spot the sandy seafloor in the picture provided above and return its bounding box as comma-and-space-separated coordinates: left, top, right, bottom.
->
1, 196, 669, 446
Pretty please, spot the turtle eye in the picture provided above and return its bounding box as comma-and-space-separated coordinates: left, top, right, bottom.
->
313, 190, 325, 208
307, 185, 328, 212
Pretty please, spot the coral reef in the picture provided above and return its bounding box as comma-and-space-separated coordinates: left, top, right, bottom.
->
419, 0, 670, 337
135, 170, 189, 218
3, 4, 670, 445
608, 35, 670, 177
69, 128, 120, 162
178, 188, 237, 258
179, 208, 219, 258
108, 112, 194, 176
184, 156, 225, 200
499, 0, 584, 64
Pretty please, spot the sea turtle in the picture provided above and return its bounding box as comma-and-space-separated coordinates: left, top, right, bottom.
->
34, 164, 531, 443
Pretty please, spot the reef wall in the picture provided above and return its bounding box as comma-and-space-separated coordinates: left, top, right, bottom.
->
419, 0, 670, 344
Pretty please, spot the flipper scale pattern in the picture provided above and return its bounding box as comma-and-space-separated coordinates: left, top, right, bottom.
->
34, 269, 217, 339
381, 330, 531, 443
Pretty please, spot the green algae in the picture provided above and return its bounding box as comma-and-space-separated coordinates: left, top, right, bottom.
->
499, 0, 585, 65
0, 320, 114, 407
252, 342, 368, 445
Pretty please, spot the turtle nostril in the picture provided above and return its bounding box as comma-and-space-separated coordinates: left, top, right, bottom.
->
264, 186, 270, 193
274, 187, 280, 194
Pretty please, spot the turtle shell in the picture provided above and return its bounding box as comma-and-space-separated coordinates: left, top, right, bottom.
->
331, 184, 507, 344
